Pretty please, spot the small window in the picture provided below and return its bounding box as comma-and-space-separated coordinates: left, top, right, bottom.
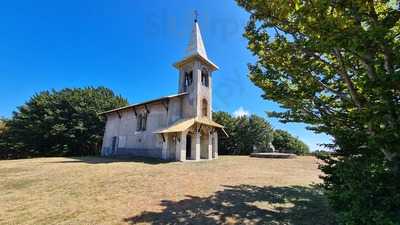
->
202, 99, 208, 117
118, 136, 126, 148
201, 70, 209, 87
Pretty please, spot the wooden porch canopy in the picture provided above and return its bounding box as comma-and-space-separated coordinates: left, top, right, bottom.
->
154, 117, 228, 137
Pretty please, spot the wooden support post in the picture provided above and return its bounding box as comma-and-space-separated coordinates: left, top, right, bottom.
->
162, 100, 169, 112
144, 104, 150, 114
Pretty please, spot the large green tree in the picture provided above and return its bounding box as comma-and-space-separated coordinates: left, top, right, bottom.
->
272, 129, 310, 155
0, 87, 127, 159
236, 0, 400, 224
213, 111, 274, 155
212, 111, 237, 154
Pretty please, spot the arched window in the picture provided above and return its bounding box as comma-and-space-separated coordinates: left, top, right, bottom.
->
142, 113, 147, 131
184, 71, 193, 91
201, 70, 209, 87
202, 99, 208, 117
136, 114, 142, 131
136, 113, 147, 131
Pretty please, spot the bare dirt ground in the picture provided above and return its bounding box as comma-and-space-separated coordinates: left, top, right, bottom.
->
0, 156, 335, 225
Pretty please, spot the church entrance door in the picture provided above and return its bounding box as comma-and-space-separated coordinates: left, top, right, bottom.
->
186, 134, 192, 159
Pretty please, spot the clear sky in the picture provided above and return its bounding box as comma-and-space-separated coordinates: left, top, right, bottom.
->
0, 0, 331, 151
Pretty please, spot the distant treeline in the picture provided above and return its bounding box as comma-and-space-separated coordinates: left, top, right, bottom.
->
0, 87, 310, 160
212, 111, 309, 155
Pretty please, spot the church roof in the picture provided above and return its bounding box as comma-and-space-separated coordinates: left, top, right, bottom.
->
99, 92, 188, 115
174, 20, 219, 70
186, 21, 207, 59
154, 116, 228, 136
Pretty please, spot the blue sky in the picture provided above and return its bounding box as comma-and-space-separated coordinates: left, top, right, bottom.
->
0, 0, 331, 151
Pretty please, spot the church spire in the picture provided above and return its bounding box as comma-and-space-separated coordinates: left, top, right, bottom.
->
185, 12, 208, 59
174, 11, 218, 71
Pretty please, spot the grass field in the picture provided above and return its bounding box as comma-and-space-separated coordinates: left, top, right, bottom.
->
0, 156, 335, 225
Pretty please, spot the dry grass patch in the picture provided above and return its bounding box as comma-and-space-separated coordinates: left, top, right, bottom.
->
0, 156, 335, 225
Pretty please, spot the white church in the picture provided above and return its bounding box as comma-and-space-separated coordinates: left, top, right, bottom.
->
100, 18, 226, 161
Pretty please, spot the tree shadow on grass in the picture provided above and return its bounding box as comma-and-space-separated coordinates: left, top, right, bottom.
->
46, 156, 172, 165
124, 185, 336, 225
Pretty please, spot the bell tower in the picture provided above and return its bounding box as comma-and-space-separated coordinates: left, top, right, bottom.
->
174, 14, 219, 119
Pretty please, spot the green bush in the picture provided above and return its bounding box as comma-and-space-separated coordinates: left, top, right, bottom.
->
0, 87, 127, 159
320, 154, 400, 225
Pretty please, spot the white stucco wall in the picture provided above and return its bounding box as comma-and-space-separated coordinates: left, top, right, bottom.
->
101, 103, 170, 157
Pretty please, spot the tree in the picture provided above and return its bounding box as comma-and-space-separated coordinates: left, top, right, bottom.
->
212, 111, 237, 155
248, 114, 274, 152
0, 87, 127, 159
213, 111, 274, 155
236, 0, 400, 224
272, 129, 310, 155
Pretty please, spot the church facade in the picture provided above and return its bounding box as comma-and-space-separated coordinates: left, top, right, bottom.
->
100, 19, 225, 161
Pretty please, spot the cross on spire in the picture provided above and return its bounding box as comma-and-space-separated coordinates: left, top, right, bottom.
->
194, 10, 198, 22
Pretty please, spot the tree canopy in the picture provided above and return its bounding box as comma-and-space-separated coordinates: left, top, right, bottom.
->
236, 0, 400, 224
0, 87, 127, 159
272, 129, 310, 155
